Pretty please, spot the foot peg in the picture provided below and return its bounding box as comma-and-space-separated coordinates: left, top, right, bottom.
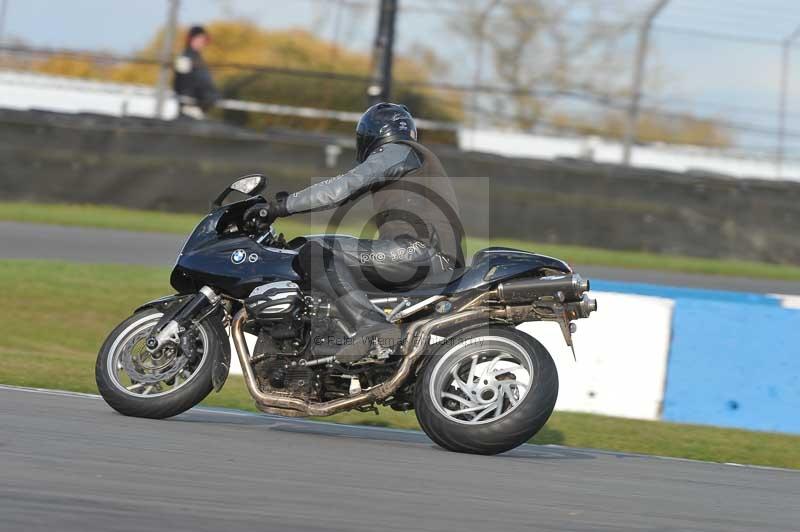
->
348, 375, 362, 395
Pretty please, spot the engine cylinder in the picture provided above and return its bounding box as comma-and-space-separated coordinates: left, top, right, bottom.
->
245, 281, 303, 325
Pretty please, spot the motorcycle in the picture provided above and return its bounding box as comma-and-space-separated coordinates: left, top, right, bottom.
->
96, 174, 597, 454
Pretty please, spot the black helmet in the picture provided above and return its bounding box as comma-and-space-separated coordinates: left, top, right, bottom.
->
355, 102, 418, 163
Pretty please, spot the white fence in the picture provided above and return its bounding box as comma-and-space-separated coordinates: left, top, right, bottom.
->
460, 128, 800, 182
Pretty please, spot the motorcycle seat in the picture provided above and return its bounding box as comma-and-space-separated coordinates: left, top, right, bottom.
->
291, 234, 468, 296
361, 266, 467, 297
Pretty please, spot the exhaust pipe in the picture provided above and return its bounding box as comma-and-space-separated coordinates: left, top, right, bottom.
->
231, 307, 488, 417
497, 274, 590, 304
566, 293, 598, 319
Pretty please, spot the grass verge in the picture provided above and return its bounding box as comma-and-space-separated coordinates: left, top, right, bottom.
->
3, 201, 800, 281
1, 258, 798, 468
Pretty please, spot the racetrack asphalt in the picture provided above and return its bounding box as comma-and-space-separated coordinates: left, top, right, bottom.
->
1, 385, 798, 532
2, 221, 799, 294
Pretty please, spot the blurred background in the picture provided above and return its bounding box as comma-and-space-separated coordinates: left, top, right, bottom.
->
4, 0, 800, 169
1, 0, 799, 468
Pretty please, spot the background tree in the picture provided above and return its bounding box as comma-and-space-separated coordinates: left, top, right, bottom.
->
450, 0, 732, 148
451, 0, 635, 128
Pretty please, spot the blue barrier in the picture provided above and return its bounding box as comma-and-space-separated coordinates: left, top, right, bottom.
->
663, 299, 800, 434
593, 279, 800, 434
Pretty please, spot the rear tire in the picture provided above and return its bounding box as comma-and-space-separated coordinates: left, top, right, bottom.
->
415, 326, 558, 455
95, 309, 224, 419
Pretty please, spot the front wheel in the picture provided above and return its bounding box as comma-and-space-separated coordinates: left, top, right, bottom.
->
415, 327, 558, 455
95, 308, 224, 419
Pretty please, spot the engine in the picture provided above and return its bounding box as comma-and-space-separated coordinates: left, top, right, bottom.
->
245, 282, 353, 401
244, 281, 306, 341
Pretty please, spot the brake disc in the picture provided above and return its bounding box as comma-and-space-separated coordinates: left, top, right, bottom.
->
119, 329, 190, 385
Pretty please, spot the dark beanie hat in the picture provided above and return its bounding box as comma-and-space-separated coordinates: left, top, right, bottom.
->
188, 25, 208, 39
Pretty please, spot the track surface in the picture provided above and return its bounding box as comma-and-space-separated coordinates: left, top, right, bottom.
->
1, 386, 798, 532
2, 221, 799, 294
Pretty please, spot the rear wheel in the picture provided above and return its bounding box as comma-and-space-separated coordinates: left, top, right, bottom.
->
95, 309, 223, 419
415, 327, 558, 455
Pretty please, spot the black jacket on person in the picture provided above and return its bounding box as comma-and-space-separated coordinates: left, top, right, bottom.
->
286, 140, 463, 264
292, 139, 464, 325
172, 47, 219, 111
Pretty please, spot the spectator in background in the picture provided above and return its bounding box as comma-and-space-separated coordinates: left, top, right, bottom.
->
173, 25, 219, 119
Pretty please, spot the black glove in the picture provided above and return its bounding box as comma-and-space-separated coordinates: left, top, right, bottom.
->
242, 193, 289, 233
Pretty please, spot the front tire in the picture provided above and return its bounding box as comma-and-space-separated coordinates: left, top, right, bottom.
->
415, 327, 558, 455
95, 308, 224, 419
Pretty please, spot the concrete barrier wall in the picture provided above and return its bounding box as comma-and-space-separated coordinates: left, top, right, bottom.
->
521, 292, 674, 421
3, 108, 800, 263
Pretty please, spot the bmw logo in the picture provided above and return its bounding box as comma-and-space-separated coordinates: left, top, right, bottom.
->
231, 249, 247, 264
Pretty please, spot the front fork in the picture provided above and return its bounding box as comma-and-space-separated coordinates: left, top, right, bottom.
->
145, 286, 220, 352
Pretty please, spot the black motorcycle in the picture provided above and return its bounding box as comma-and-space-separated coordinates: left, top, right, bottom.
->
96, 175, 597, 454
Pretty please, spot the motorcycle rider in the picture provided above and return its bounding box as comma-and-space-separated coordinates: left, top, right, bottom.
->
243, 103, 464, 362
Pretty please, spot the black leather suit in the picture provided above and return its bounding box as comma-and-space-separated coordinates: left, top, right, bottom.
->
291, 140, 463, 327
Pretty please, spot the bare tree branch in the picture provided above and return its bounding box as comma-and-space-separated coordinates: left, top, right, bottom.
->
449, 0, 640, 129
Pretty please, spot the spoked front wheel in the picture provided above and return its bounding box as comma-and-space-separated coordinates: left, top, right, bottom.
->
95, 308, 224, 419
415, 327, 558, 455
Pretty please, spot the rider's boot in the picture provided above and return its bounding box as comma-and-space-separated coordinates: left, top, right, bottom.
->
333, 291, 403, 364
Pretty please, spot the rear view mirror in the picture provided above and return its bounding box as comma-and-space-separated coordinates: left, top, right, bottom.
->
230, 174, 266, 195
213, 174, 268, 208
